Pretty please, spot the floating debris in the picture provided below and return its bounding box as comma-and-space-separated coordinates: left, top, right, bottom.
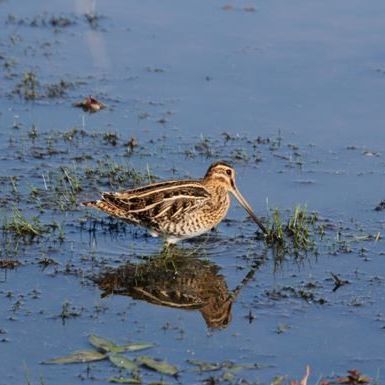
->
362, 150, 380, 157
330, 272, 350, 292
108, 377, 141, 384
42, 350, 106, 364
37, 257, 58, 269
13, 71, 39, 100
74, 96, 106, 112
125, 137, 138, 154
374, 200, 385, 211
187, 359, 259, 374
109, 354, 138, 371
103, 132, 119, 146
13, 71, 74, 100
136, 355, 178, 376
0, 259, 21, 269
187, 359, 221, 372
7, 13, 77, 28
275, 323, 290, 334
45, 79, 73, 98
89, 335, 154, 353
84, 12, 104, 29
333, 369, 370, 385
89, 335, 124, 353
57, 301, 82, 321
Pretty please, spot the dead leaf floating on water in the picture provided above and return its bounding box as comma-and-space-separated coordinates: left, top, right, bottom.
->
187, 359, 221, 372
42, 350, 106, 364
108, 354, 138, 371
89, 334, 155, 353
136, 355, 178, 376
108, 377, 141, 384
89, 334, 118, 352
336, 369, 370, 385
74, 96, 105, 112
271, 376, 285, 385
0, 259, 21, 269
125, 342, 156, 352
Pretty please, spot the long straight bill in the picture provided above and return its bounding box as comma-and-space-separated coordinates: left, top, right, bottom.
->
232, 187, 267, 235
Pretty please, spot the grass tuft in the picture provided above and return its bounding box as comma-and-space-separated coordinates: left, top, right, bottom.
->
3, 207, 43, 237
14, 71, 39, 100
265, 205, 319, 258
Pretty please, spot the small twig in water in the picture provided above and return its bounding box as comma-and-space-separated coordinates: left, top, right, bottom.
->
330, 272, 350, 292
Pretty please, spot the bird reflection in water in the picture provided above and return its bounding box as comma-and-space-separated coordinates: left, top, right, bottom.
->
95, 247, 262, 329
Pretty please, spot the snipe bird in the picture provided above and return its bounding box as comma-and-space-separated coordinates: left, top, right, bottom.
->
82, 161, 267, 244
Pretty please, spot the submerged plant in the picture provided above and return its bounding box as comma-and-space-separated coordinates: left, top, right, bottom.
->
194, 135, 216, 158
14, 71, 40, 100
45, 79, 73, 98
13, 71, 73, 100
103, 132, 119, 146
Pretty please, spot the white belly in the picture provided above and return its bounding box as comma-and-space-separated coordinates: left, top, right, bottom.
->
164, 228, 211, 244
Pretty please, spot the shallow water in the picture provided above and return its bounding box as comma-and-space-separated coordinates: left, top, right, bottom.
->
1, 0, 385, 384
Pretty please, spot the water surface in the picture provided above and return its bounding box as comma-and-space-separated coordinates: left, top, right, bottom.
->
0, 0, 384, 384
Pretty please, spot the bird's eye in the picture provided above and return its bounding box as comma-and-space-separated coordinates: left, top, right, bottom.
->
226, 169, 232, 176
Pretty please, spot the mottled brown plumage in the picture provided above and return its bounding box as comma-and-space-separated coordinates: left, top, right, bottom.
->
82, 161, 266, 243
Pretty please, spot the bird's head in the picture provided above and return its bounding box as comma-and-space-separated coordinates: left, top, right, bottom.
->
204, 161, 267, 234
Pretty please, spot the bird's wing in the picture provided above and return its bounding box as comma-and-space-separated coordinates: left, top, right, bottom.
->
101, 180, 211, 223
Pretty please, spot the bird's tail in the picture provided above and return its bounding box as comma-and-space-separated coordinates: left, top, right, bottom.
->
81, 200, 98, 208
81, 199, 131, 220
